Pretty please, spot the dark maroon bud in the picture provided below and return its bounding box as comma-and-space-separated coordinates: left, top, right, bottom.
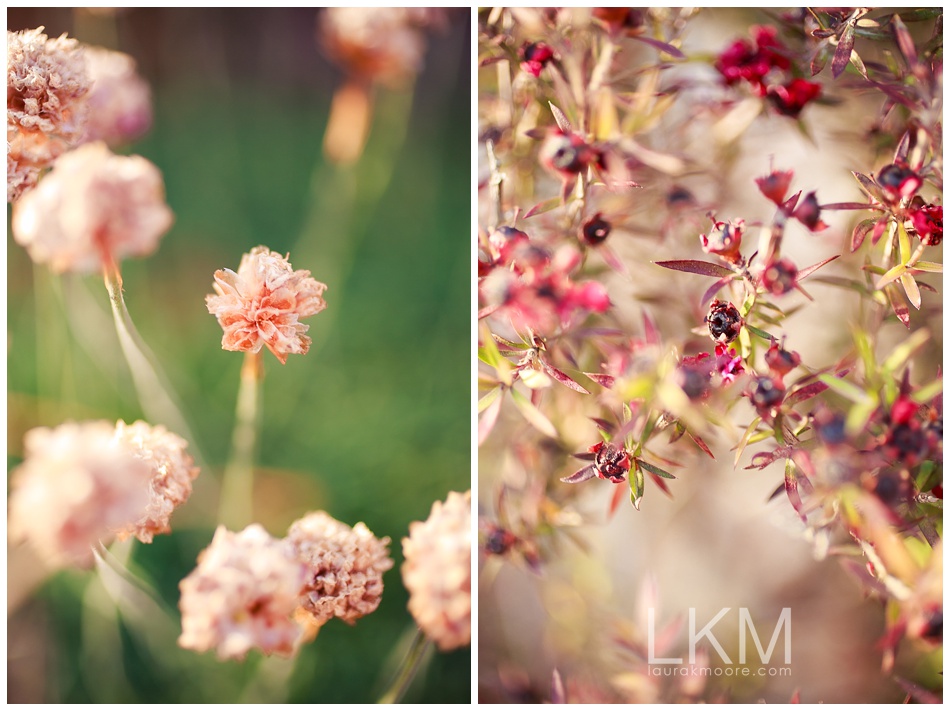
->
814, 409, 847, 446
676, 364, 711, 400
592, 7, 645, 36
883, 421, 929, 465
484, 526, 516, 555
877, 162, 922, 202
666, 185, 695, 208
706, 300, 744, 344
765, 340, 800, 376
919, 609, 943, 642
580, 213, 612, 246
590, 441, 630, 483
793, 191, 827, 231
488, 225, 530, 263
750, 376, 785, 412
863, 469, 912, 505
761, 258, 798, 296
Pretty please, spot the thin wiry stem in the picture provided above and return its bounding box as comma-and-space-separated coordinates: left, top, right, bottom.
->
102, 258, 206, 469
377, 627, 432, 704
218, 350, 263, 529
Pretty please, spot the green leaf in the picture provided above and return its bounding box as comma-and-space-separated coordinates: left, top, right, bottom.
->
876, 262, 907, 289
744, 324, 775, 341
510, 388, 557, 438
477, 386, 502, 413
638, 459, 676, 479
882, 328, 930, 374
911, 378, 943, 404
630, 465, 645, 510
845, 398, 880, 436
818, 374, 872, 403
911, 261, 943, 273
897, 220, 912, 263
900, 273, 921, 309
852, 326, 875, 378
735, 416, 763, 467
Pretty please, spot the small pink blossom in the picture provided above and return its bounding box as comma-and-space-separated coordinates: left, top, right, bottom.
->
319, 8, 444, 88
286, 511, 393, 629
178, 525, 308, 660
8, 421, 152, 568
79, 46, 152, 146
112, 420, 200, 544
7, 27, 91, 202
11, 141, 173, 273
402, 490, 471, 651
206, 246, 328, 364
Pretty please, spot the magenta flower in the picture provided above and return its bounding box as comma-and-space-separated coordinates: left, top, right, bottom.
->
715, 25, 790, 96
767, 78, 822, 117
206, 246, 328, 364
519, 41, 555, 77
910, 203, 942, 246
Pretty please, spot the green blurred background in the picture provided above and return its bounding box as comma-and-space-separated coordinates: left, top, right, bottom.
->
7, 7, 470, 703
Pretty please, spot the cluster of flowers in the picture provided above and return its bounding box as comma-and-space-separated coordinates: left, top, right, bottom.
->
8, 19, 471, 665
7, 26, 151, 203
715, 24, 822, 117
478, 7, 941, 701
180, 491, 471, 660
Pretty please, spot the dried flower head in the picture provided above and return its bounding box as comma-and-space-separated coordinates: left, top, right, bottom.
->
8, 421, 152, 568
319, 8, 443, 88
402, 490, 471, 651
286, 511, 393, 628
112, 420, 199, 544
7, 27, 91, 201
79, 46, 152, 146
705, 300, 743, 344
178, 524, 307, 660
11, 141, 173, 273
206, 246, 328, 364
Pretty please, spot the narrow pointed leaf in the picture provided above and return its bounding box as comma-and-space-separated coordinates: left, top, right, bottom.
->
886, 284, 911, 328
876, 263, 907, 289
817, 374, 871, 403
478, 386, 503, 413
584, 372, 616, 389
638, 460, 676, 479
832, 26, 855, 78
654, 259, 734, 278
539, 360, 590, 393
510, 388, 558, 438
900, 273, 921, 309
549, 102, 573, 133
891, 15, 918, 68
525, 196, 562, 219
478, 394, 504, 445
689, 432, 716, 459
631, 34, 686, 59
630, 465, 645, 510
851, 218, 877, 252
851, 171, 884, 201
882, 328, 930, 373
785, 461, 807, 522
648, 471, 673, 498
745, 324, 775, 341
910, 261, 942, 273
700, 275, 735, 306
560, 464, 597, 484
797, 254, 840, 281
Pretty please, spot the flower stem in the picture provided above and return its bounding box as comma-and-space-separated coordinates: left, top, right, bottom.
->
102, 259, 204, 463
218, 350, 263, 529
377, 627, 431, 704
